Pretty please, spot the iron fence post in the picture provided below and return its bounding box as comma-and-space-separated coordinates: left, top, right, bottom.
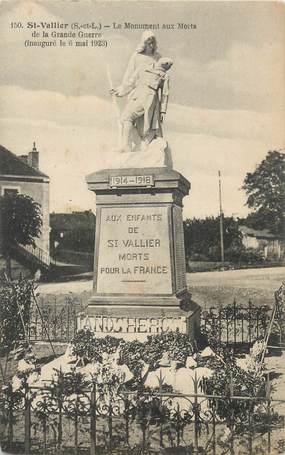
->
233, 299, 237, 352
7, 394, 14, 450
58, 397, 63, 452
219, 309, 222, 343
47, 307, 51, 342
158, 371, 163, 448
125, 394, 130, 448
24, 383, 31, 455
212, 399, 216, 455
248, 299, 252, 343
74, 307, 77, 339
226, 310, 229, 345
67, 302, 70, 341
176, 403, 180, 447
53, 299, 57, 340
60, 307, 64, 340
266, 373, 271, 454
108, 394, 113, 453
74, 394, 79, 455
193, 372, 199, 455
141, 399, 147, 454
248, 405, 253, 455
142, 420, 146, 453
57, 369, 63, 452
43, 397, 47, 455
229, 372, 234, 455
90, 383, 97, 455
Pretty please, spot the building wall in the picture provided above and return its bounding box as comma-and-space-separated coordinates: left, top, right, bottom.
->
241, 234, 259, 249
241, 232, 283, 260
264, 239, 283, 260
0, 256, 34, 279
0, 178, 50, 255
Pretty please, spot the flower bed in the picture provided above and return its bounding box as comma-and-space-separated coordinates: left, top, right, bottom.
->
1, 329, 284, 455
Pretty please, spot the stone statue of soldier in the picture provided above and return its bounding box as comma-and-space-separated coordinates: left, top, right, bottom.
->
110, 58, 173, 153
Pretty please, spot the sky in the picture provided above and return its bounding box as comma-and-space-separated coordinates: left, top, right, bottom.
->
0, 0, 284, 218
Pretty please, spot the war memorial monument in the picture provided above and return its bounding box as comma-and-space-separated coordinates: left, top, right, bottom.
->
83, 32, 201, 340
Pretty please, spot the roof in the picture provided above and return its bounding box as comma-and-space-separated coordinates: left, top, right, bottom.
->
239, 225, 278, 240
50, 211, 95, 231
0, 144, 49, 179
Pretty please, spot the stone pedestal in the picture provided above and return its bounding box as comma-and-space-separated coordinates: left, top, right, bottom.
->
83, 166, 200, 341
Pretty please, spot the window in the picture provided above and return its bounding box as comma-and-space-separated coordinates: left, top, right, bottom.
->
1, 186, 21, 196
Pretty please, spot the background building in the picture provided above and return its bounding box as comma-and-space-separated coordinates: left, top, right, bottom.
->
239, 225, 284, 261
0, 143, 50, 278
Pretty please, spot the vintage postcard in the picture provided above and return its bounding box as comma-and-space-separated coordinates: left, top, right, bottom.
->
0, 1, 284, 454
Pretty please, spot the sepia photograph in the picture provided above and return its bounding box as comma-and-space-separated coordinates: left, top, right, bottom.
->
0, 1, 284, 454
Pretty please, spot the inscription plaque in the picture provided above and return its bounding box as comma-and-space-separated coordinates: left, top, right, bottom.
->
96, 206, 172, 294
88, 316, 186, 334
109, 175, 154, 187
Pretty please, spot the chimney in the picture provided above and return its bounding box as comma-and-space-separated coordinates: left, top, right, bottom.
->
28, 142, 39, 170
19, 155, 28, 165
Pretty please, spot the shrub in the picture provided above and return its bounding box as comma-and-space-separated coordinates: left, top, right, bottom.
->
119, 331, 196, 379
187, 253, 210, 262
71, 329, 124, 363
118, 339, 145, 379
225, 246, 264, 264
71, 330, 196, 380
0, 278, 34, 351
203, 362, 265, 423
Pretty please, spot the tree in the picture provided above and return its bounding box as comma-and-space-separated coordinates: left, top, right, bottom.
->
184, 216, 243, 262
0, 193, 42, 277
242, 150, 285, 235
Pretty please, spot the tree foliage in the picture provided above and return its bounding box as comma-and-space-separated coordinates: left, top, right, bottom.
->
184, 216, 243, 262
242, 150, 285, 235
0, 193, 42, 252
0, 193, 42, 276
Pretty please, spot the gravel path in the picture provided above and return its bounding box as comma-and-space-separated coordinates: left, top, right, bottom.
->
188, 266, 285, 308
37, 267, 284, 299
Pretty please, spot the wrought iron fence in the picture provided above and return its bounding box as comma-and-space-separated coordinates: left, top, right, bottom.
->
21, 243, 51, 266
28, 294, 87, 343
200, 300, 272, 348
28, 295, 283, 351
0, 374, 284, 455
